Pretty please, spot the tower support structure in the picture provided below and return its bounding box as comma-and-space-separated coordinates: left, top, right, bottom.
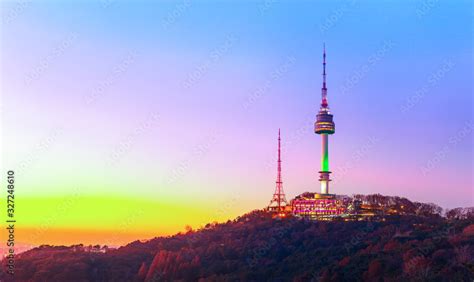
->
267, 129, 289, 212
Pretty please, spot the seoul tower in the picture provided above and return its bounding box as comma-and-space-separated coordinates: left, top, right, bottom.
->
314, 45, 335, 194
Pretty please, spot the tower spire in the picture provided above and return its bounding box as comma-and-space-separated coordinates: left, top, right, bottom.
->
321, 43, 328, 108
323, 43, 326, 89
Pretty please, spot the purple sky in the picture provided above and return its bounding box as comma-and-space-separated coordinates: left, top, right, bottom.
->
1, 0, 472, 222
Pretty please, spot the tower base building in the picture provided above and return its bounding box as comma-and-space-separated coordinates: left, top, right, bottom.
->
291, 192, 350, 220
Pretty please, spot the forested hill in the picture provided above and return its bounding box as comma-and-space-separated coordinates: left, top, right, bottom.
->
4, 201, 474, 281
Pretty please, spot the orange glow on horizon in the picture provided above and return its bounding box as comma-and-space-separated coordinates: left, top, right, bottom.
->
6, 227, 176, 249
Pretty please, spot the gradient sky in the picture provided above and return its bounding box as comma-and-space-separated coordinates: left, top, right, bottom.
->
1, 0, 472, 246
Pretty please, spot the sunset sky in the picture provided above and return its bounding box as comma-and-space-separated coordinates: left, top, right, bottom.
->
1, 0, 472, 247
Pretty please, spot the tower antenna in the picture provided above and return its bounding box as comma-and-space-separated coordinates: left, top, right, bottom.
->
267, 129, 288, 213
321, 43, 328, 108
323, 43, 326, 89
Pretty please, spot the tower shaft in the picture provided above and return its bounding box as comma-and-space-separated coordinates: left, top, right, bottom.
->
320, 133, 330, 194
321, 133, 329, 171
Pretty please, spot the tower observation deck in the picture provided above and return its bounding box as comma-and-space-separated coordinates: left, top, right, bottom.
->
314, 45, 335, 194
